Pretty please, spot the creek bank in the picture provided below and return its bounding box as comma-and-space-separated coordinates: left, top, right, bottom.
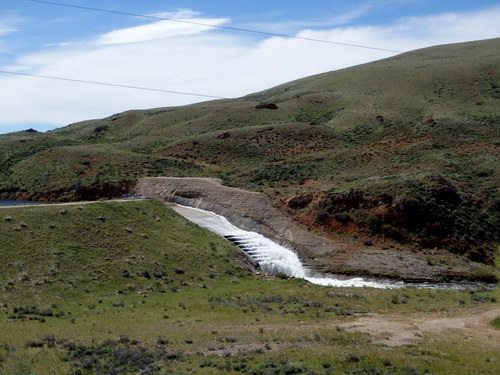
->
279, 178, 497, 266
133, 177, 473, 283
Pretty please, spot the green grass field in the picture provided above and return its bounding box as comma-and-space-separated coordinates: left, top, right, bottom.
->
0, 201, 498, 374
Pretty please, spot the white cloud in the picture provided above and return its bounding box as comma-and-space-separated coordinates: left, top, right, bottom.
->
0, 13, 19, 36
97, 10, 229, 45
298, 5, 500, 53
1, 5, 500, 133
0, 25, 15, 36
326, 4, 373, 26
0, 19, 17, 53
245, 3, 373, 32
396, 9, 500, 43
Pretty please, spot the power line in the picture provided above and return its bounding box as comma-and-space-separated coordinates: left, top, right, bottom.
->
24, 0, 404, 54
0, 70, 230, 99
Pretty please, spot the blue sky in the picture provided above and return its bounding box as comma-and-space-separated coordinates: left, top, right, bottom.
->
1, 0, 499, 133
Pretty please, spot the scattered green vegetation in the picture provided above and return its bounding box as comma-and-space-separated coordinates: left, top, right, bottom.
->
0, 200, 250, 303
0, 39, 499, 374
0, 201, 499, 374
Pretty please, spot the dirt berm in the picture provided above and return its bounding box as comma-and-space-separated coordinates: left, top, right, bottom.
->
134, 177, 446, 281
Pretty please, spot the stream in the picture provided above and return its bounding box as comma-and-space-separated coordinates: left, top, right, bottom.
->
173, 204, 402, 288
172, 204, 403, 289
172, 204, 494, 290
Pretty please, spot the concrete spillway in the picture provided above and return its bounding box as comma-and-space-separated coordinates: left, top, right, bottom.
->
172, 204, 404, 288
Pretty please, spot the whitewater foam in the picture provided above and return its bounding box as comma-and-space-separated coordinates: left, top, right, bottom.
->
172, 204, 404, 288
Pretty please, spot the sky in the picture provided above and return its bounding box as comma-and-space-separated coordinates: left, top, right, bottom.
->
0, 0, 499, 134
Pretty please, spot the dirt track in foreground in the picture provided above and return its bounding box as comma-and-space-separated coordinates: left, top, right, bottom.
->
340, 306, 500, 347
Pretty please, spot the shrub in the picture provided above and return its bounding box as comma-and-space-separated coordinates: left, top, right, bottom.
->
346, 353, 360, 363
157, 336, 169, 345
174, 267, 185, 274
391, 295, 407, 304
41, 335, 56, 347
366, 215, 381, 234
380, 193, 393, 204
121, 270, 132, 278
468, 266, 498, 283
139, 270, 151, 279
334, 212, 352, 224
25, 340, 44, 348
383, 224, 407, 241
314, 209, 329, 224
401, 367, 421, 375
249, 361, 313, 375
381, 359, 392, 366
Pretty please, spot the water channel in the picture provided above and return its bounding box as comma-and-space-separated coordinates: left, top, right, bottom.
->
172, 204, 492, 290
0, 200, 43, 206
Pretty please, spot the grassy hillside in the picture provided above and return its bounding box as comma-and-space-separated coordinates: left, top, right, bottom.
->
0, 38, 498, 266
0, 200, 251, 303
0, 201, 498, 374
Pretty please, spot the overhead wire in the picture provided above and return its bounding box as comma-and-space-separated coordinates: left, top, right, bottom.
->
7, 0, 404, 99
24, 0, 405, 54
0, 70, 230, 99
13, 0, 469, 102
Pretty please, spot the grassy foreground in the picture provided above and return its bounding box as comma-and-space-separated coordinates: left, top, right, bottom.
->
0, 200, 498, 374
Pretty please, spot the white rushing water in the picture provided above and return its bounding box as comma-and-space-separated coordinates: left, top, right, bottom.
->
172, 204, 404, 289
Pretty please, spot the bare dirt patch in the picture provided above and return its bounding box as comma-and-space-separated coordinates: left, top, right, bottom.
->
340, 306, 500, 347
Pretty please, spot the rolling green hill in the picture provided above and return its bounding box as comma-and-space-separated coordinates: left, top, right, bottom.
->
0, 38, 498, 266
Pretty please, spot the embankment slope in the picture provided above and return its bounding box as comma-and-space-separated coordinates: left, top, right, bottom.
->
135, 177, 461, 281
